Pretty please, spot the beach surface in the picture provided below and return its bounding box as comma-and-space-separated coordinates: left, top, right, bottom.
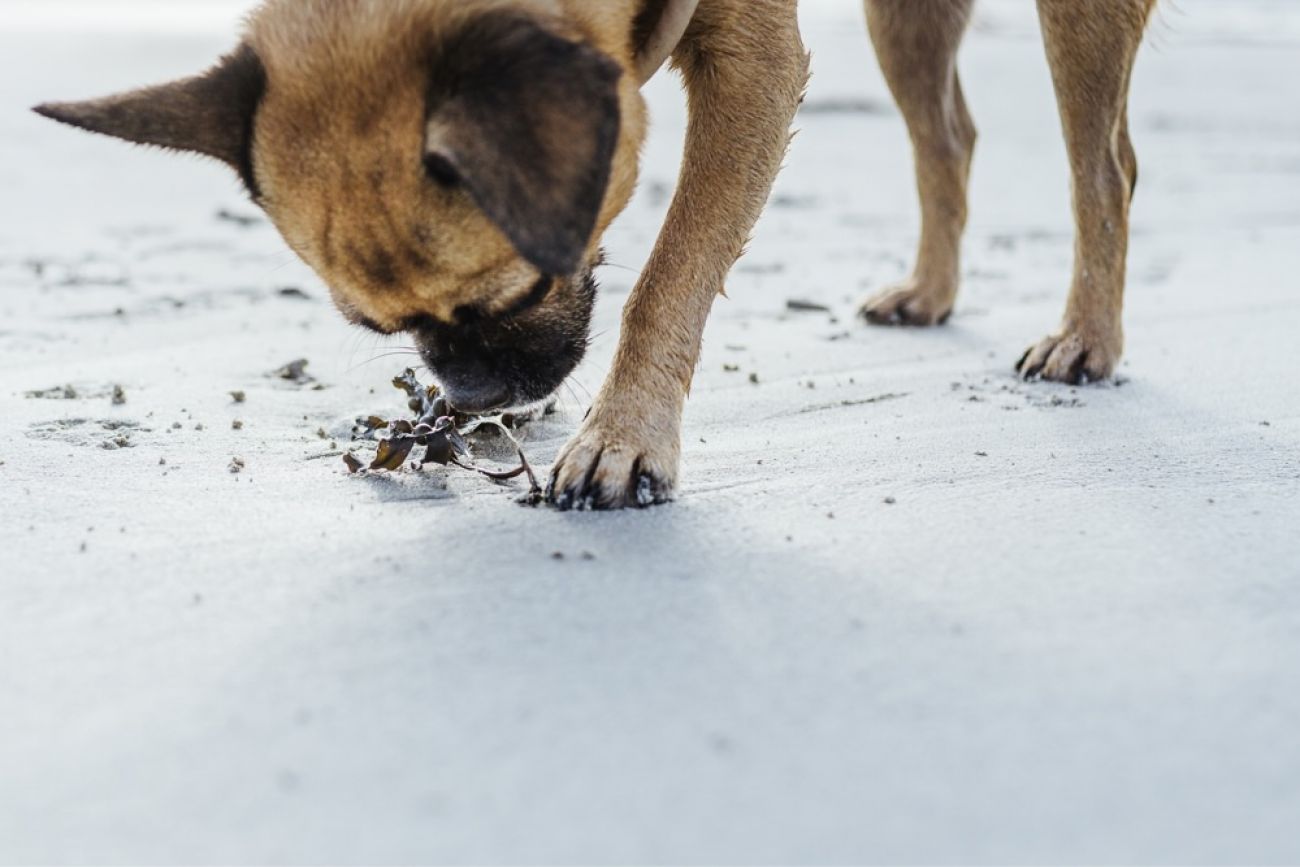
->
2, 1, 1299, 862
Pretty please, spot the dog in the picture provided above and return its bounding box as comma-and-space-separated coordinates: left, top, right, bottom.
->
34, 0, 1153, 510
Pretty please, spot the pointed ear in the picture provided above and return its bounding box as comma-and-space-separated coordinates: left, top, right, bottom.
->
426, 14, 622, 277
33, 44, 266, 192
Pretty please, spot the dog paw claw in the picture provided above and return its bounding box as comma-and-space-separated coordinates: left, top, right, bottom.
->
859, 280, 954, 327
546, 421, 678, 511
1017, 329, 1120, 384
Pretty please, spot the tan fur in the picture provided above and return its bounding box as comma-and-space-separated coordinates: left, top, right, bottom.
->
548, 0, 809, 506
1019, 0, 1154, 382
35, 0, 1154, 509
860, 0, 1156, 385
251, 0, 809, 508
246, 0, 648, 330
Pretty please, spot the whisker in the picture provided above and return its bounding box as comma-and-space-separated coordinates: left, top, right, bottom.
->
362, 350, 421, 362
562, 378, 584, 410
565, 374, 593, 403
348, 349, 422, 373
342, 328, 372, 373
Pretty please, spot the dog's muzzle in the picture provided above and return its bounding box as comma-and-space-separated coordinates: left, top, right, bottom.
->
413, 269, 596, 413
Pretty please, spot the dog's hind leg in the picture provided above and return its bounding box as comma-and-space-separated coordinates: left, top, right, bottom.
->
1017, 0, 1155, 383
859, 0, 976, 327
546, 0, 808, 510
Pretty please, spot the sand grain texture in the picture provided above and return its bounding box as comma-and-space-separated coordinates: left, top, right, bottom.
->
1, 1, 1298, 862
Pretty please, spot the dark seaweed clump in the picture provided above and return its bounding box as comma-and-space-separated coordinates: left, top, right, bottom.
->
344, 369, 542, 503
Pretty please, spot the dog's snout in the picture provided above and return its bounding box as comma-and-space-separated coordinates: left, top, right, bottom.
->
412, 268, 596, 413
435, 357, 511, 413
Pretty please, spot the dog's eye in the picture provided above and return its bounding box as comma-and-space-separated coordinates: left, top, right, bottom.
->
423, 153, 460, 188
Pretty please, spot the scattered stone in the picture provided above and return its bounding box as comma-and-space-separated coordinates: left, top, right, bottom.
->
271, 358, 315, 385
25, 384, 78, 400
215, 208, 261, 227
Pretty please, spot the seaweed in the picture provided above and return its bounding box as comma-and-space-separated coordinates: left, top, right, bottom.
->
343, 368, 542, 501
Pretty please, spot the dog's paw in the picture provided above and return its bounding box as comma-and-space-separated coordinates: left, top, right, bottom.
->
546, 412, 680, 511
1017, 327, 1122, 384
858, 279, 954, 327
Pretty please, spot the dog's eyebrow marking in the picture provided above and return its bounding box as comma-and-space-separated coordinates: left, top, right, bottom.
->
345, 241, 400, 289
402, 243, 433, 271
367, 248, 399, 288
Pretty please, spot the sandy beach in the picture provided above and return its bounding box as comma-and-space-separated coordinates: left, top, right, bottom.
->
2, 1, 1299, 862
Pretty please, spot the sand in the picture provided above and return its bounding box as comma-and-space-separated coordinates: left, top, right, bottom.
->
2, 0, 1299, 862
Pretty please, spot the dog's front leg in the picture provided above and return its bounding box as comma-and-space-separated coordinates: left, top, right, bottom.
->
547, 2, 808, 510
1017, 0, 1154, 383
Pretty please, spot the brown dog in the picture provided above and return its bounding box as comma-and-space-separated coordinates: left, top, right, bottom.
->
34, 0, 1151, 510
860, 0, 1155, 389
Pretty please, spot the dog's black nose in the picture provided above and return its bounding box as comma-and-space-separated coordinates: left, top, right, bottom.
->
435, 359, 511, 413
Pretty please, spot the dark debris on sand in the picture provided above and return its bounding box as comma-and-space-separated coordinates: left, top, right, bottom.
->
343, 368, 543, 503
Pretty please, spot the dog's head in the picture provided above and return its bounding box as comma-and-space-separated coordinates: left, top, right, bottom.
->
35, 2, 655, 411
